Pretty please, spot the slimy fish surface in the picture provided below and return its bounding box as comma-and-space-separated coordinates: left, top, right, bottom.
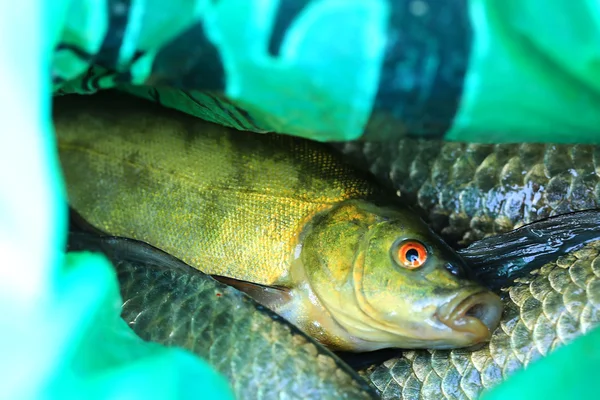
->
54, 91, 501, 352
333, 135, 600, 398
69, 210, 600, 400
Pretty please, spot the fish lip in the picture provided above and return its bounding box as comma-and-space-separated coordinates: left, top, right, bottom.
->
437, 290, 503, 343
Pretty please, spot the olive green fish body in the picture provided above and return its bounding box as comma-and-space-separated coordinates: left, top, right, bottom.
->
56, 92, 380, 285
55, 92, 503, 352
68, 233, 377, 400
335, 141, 600, 246
363, 241, 600, 400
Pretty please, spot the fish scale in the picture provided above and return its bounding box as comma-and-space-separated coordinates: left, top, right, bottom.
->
116, 256, 376, 400
57, 91, 600, 397
335, 141, 600, 246
362, 241, 600, 399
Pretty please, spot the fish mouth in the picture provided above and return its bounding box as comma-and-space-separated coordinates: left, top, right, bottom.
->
438, 291, 503, 344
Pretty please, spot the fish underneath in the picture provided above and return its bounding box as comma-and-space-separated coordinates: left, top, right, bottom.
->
67, 232, 379, 400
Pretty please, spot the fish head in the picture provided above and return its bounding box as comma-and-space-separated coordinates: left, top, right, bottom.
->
356, 213, 503, 350
300, 201, 502, 352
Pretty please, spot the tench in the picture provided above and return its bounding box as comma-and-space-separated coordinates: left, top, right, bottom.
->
362, 240, 600, 399
53, 91, 502, 352
67, 232, 378, 400
334, 140, 600, 246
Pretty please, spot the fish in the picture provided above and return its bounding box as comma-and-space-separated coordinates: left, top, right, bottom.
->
336, 209, 600, 370
67, 232, 379, 400
53, 90, 502, 352
333, 140, 600, 247
361, 239, 600, 400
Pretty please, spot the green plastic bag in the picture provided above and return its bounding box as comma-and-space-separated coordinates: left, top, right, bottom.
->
483, 326, 600, 400
0, 2, 232, 398
53, 0, 600, 142
2, 1, 600, 399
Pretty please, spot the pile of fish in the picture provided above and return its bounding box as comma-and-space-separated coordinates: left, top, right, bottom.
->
55, 91, 600, 399
55, 91, 503, 353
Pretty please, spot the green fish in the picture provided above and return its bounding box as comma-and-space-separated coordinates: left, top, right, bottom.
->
68, 210, 600, 400
53, 91, 502, 352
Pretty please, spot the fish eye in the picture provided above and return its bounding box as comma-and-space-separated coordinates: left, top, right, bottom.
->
392, 240, 428, 269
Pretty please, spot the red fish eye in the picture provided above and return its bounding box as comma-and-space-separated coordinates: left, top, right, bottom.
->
396, 241, 428, 269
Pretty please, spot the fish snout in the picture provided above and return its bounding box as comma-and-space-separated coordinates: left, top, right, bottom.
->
438, 291, 503, 344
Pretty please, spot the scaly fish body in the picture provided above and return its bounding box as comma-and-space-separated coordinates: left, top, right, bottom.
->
54, 91, 502, 352
363, 241, 600, 400
67, 233, 378, 400
57, 100, 378, 286
335, 141, 600, 246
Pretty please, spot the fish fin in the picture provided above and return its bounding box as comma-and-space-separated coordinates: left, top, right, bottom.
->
459, 209, 600, 292
67, 231, 208, 276
68, 207, 108, 236
212, 275, 292, 309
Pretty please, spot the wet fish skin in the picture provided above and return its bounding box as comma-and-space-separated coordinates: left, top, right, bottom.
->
55, 91, 386, 287
67, 233, 378, 400
362, 240, 600, 400
334, 140, 600, 246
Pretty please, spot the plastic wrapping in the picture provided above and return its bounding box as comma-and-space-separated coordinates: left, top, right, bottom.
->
53, 0, 600, 142
448, 0, 600, 143
2, 1, 600, 399
0, 1, 233, 398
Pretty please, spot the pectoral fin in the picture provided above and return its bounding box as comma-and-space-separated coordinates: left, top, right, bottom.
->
212, 275, 292, 311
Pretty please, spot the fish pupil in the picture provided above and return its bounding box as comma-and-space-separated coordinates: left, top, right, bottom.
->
406, 248, 420, 262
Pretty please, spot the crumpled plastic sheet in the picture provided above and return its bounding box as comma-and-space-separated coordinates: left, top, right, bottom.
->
51, 0, 600, 143
2, 1, 600, 399
0, 2, 232, 399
